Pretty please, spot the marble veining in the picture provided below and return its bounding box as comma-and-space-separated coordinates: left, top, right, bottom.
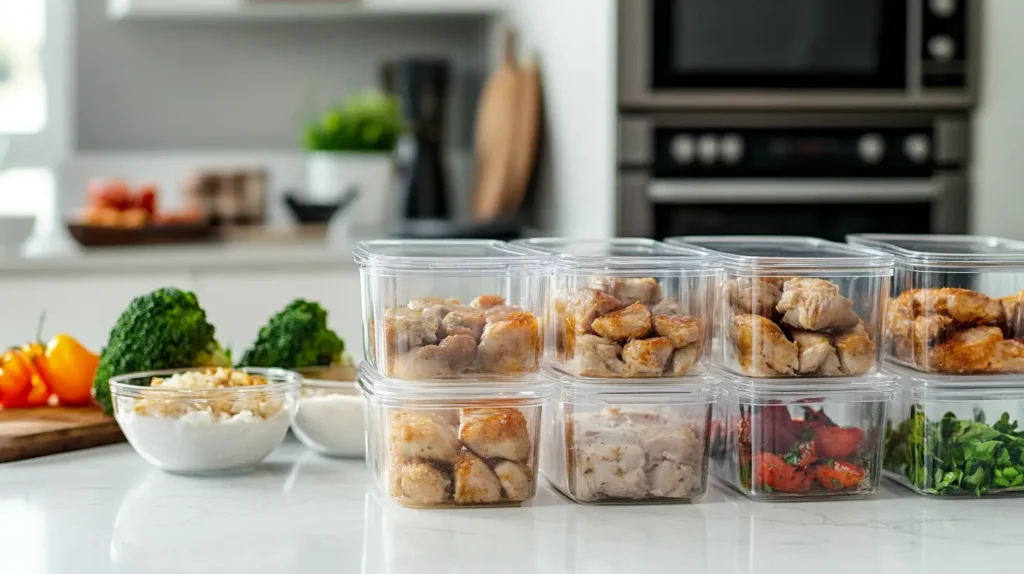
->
2, 439, 1021, 573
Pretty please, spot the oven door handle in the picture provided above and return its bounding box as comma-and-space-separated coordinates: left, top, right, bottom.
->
647, 180, 942, 203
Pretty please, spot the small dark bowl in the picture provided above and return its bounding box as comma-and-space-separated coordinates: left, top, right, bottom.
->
284, 188, 359, 225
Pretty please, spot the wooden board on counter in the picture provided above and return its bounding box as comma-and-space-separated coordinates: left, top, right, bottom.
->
0, 407, 124, 463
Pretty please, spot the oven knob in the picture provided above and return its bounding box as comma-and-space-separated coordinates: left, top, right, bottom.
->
858, 134, 886, 164
721, 133, 744, 164
697, 134, 718, 164
670, 135, 696, 164
928, 35, 956, 62
929, 0, 956, 18
904, 134, 931, 163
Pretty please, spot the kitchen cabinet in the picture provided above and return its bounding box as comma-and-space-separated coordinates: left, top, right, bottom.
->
108, 0, 509, 20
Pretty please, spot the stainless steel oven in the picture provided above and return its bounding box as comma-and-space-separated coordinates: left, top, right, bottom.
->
619, 0, 977, 110
617, 112, 969, 241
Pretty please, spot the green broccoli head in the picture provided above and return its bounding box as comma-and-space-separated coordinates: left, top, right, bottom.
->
93, 287, 230, 414
238, 299, 345, 370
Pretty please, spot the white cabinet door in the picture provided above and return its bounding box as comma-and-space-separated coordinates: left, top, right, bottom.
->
192, 270, 364, 362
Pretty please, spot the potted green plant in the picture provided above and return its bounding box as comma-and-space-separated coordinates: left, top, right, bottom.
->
304, 92, 403, 228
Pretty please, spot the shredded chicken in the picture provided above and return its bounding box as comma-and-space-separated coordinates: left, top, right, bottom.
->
591, 301, 652, 341
573, 334, 626, 377
776, 278, 859, 331
724, 277, 783, 318
622, 337, 674, 377
589, 276, 662, 306
729, 314, 799, 376
453, 449, 502, 505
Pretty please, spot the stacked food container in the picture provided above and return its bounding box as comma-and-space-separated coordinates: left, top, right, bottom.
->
353, 240, 552, 508
666, 236, 897, 501
847, 234, 1024, 498
514, 239, 720, 504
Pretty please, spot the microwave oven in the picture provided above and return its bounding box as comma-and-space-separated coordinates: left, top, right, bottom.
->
619, 0, 977, 110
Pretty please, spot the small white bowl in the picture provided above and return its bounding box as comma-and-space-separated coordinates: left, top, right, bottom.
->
292, 376, 366, 459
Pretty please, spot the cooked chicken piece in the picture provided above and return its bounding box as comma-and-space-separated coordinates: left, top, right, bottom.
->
914, 314, 955, 344
493, 460, 533, 502
453, 450, 502, 505
668, 343, 701, 375
574, 441, 648, 501
927, 326, 1024, 373
408, 297, 460, 312
392, 334, 479, 379
573, 334, 626, 377
384, 308, 439, 359
725, 277, 783, 318
392, 461, 452, 505
589, 276, 662, 306
776, 278, 859, 332
833, 321, 876, 375
789, 330, 839, 375
622, 337, 674, 377
651, 298, 682, 315
471, 294, 506, 309
459, 408, 531, 462
483, 305, 528, 322
653, 315, 704, 349
729, 314, 799, 376
647, 461, 696, 498
389, 410, 461, 463
913, 288, 1003, 325
441, 309, 487, 341
591, 301, 652, 341
419, 304, 471, 337
642, 427, 700, 466
477, 312, 540, 374
565, 288, 622, 337
1001, 290, 1024, 338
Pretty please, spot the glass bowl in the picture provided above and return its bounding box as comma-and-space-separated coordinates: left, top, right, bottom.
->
292, 373, 366, 459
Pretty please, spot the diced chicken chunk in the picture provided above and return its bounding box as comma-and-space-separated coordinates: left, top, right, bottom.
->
928, 326, 1024, 374
789, 330, 840, 375
493, 460, 533, 502
459, 408, 531, 462
393, 334, 479, 379
591, 301, 652, 341
483, 305, 528, 322
384, 308, 439, 358
392, 461, 452, 505
776, 278, 859, 332
565, 288, 622, 337
669, 344, 702, 375
729, 314, 799, 376
442, 309, 487, 341
647, 461, 696, 498
725, 277, 783, 318
408, 297, 460, 312
622, 337, 674, 377
453, 450, 502, 505
590, 276, 662, 306
575, 441, 648, 501
471, 294, 507, 309
573, 334, 626, 377
834, 321, 876, 375
653, 314, 704, 349
388, 411, 461, 463
477, 312, 540, 374
913, 288, 1003, 325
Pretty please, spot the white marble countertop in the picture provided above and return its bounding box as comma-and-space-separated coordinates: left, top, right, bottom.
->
2, 439, 1020, 574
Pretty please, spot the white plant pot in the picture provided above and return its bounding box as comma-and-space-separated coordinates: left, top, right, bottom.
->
305, 152, 394, 228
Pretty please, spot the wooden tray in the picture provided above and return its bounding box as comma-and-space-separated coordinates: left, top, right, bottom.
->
0, 406, 124, 463
67, 222, 217, 247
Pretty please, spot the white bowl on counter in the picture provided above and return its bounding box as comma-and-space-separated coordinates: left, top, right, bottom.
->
291, 375, 366, 459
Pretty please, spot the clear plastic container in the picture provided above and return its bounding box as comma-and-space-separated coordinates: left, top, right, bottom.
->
542, 368, 717, 504
847, 234, 1024, 376
709, 371, 894, 500
358, 364, 550, 508
883, 365, 1024, 497
513, 238, 717, 379
354, 240, 550, 380
110, 367, 300, 475
291, 374, 365, 459
667, 236, 893, 379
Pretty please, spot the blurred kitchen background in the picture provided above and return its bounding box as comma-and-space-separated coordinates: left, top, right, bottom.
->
0, 0, 1017, 355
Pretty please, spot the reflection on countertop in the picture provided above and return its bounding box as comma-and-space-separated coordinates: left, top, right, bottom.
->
1, 439, 1021, 574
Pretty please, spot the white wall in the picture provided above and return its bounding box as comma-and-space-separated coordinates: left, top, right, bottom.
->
973, 0, 1024, 238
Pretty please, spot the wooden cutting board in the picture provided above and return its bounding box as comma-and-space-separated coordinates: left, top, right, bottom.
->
472, 29, 521, 222
503, 56, 542, 216
0, 407, 124, 463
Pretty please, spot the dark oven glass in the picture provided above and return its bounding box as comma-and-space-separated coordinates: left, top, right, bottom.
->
652, 202, 931, 243
652, 0, 908, 89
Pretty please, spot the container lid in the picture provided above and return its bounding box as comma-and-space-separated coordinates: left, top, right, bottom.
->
714, 368, 895, 402
513, 237, 717, 275
887, 364, 1024, 397
543, 367, 719, 403
357, 363, 551, 404
846, 234, 1024, 270
353, 239, 549, 272
666, 235, 893, 274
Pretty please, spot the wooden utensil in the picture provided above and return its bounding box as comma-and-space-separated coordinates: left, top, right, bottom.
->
0, 406, 124, 463
472, 29, 521, 222
503, 56, 542, 216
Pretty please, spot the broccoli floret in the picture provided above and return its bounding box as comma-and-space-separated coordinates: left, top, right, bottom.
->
237, 299, 345, 369
93, 288, 230, 414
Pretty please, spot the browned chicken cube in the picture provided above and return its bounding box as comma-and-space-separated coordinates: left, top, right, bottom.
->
653, 315, 704, 349
622, 336, 674, 377
776, 278, 859, 332
565, 288, 623, 336
393, 334, 479, 379
589, 276, 662, 306
460, 408, 532, 462
913, 288, 1003, 325
477, 312, 540, 374
725, 277, 783, 318
927, 326, 1024, 373
453, 449, 502, 505
573, 334, 626, 377
833, 321, 876, 375
669, 343, 702, 375
471, 294, 507, 309
729, 314, 799, 376
391, 460, 452, 505
493, 460, 534, 501
408, 297, 461, 312
442, 308, 487, 341
389, 410, 462, 463
421, 303, 466, 337
384, 308, 439, 369
591, 301, 653, 341
789, 330, 841, 375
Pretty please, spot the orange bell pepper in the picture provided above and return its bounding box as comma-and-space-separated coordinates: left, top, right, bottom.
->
0, 350, 43, 408
35, 334, 99, 406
